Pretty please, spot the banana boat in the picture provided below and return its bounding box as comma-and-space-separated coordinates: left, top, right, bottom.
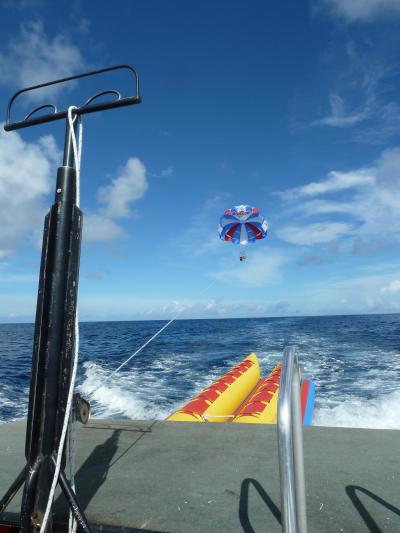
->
232, 363, 282, 424
167, 354, 315, 425
167, 353, 260, 422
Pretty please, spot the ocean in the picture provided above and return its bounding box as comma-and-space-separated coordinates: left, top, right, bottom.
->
1, 314, 400, 428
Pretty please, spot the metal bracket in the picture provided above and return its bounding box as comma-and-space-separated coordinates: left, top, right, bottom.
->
74, 394, 91, 425
5, 64, 141, 131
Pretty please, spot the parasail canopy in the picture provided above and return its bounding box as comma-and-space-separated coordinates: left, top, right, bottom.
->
218, 204, 268, 245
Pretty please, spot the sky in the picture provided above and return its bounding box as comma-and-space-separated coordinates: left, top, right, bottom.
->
1, 0, 400, 322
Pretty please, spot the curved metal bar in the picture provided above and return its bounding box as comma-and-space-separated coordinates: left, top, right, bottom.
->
19, 458, 42, 532
0, 464, 28, 513
277, 346, 307, 533
83, 89, 121, 107
24, 103, 57, 121
5, 64, 140, 130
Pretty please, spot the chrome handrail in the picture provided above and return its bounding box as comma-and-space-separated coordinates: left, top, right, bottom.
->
277, 346, 307, 533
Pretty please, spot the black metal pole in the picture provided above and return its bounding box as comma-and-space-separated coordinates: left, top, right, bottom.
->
57, 469, 92, 532
0, 465, 28, 514
0, 64, 141, 532
20, 118, 84, 532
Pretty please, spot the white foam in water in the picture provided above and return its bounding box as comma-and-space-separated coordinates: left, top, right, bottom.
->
80, 358, 205, 420
80, 355, 400, 430
79, 357, 226, 422
0, 392, 9, 425
0, 387, 26, 425
314, 389, 400, 429
79, 361, 172, 420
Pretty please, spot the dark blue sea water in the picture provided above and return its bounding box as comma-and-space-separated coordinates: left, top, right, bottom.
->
1, 314, 400, 428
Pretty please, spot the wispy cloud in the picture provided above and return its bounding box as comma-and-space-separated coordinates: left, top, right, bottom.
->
381, 280, 400, 293
314, 93, 372, 127
277, 223, 353, 246
277, 146, 400, 248
320, 0, 400, 22
280, 169, 374, 199
312, 60, 390, 133
175, 194, 231, 257
149, 165, 174, 178
213, 249, 288, 287
3, 0, 45, 9
76, 293, 293, 320
0, 21, 85, 101
353, 101, 400, 144
297, 242, 340, 266
308, 33, 400, 143
160, 166, 174, 177
293, 268, 400, 314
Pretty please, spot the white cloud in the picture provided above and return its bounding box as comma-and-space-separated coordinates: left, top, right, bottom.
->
381, 280, 400, 293
160, 166, 174, 177
98, 158, 148, 219
316, 93, 371, 127
321, 0, 400, 21
149, 165, 174, 178
205, 299, 218, 311
0, 127, 59, 257
84, 157, 148, 242
213, 249, 287, 287
278, 146, 400, 247
282, 169, 374, 198
72, 292, 291, 321
354, 101, 400, 144
293, 199, 354, 216
0, 21, 85, 101
289, 268, 400, 315
83, 214, 126, 242
310, 37, 399, 141
0, 131, 148, 247
3, 0, 44, 8
277, 222, 352, 245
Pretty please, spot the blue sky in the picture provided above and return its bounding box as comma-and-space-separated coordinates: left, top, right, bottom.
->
1, 0, 400, 322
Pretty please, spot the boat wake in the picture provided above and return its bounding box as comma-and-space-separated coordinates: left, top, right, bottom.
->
79, 362, 170, 420
0, 385, 27, 425
314, 389, 400, 430
79, 359, 217, 421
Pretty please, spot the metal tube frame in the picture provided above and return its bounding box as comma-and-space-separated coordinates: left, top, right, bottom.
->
5, 64, 141, 132
277, 346, 307, 533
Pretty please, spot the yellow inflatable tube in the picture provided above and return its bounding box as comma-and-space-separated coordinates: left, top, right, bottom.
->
232, 363, 282, 424
167, 354, 260, 422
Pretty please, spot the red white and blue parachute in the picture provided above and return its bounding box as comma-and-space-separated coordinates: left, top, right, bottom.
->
218, 205, 268, 245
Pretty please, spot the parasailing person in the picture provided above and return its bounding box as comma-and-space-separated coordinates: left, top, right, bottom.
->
218, 204, 268, 260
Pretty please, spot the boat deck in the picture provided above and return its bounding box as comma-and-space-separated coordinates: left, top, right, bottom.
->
1, 420, 400, 532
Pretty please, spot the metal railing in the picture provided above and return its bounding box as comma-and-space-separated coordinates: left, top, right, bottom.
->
277, 346, 307, 533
